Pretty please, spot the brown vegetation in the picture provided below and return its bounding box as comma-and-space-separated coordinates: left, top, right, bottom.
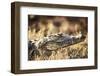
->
28, 15, 88, 60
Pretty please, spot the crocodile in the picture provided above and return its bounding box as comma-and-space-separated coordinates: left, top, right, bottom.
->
28, 33, 86, 60
35, 33, 85, 50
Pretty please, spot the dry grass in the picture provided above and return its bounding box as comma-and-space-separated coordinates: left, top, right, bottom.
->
28, 15, 88, 60
30, 40, 88, 60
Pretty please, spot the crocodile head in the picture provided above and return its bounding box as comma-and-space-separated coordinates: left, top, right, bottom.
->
35, 33, 85, 50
